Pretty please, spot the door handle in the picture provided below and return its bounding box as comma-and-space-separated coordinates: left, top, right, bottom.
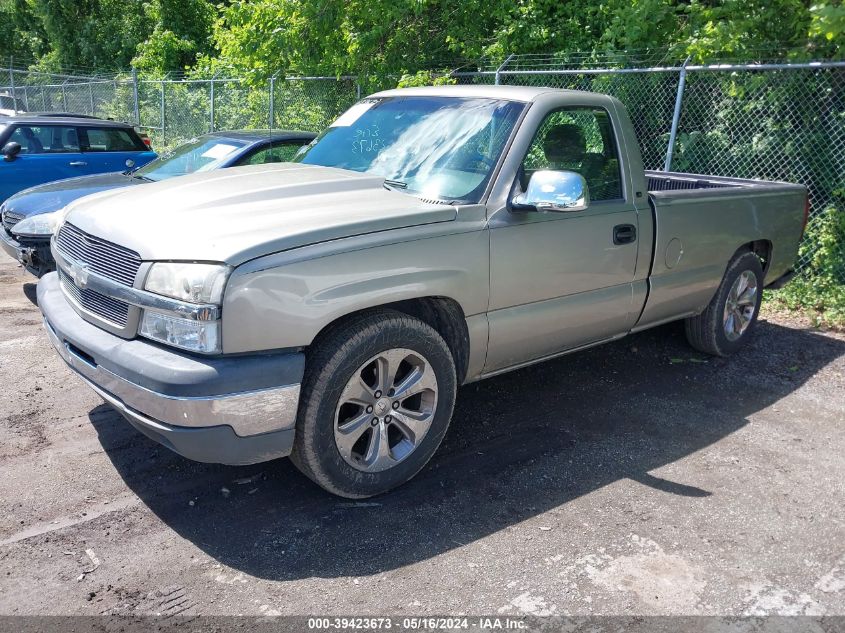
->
69, 161, 87, 167
613, 224, 637, 245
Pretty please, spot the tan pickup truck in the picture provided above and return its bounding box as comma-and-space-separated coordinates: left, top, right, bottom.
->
37, 85, 807, 497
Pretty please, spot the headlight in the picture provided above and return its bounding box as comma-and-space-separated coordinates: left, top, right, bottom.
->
11, 211, 61, 237
139, 311, 221, 354
144, 262, 230, 304
139, 263, 230, 354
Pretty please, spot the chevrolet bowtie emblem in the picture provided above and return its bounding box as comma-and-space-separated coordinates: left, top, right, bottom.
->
70, 261, 91, 289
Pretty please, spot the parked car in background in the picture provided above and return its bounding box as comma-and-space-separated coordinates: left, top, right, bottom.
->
30, 112, 107, 119
0, 93, 26, 117
0, 129, 315, 276
137, 130, 153, 150
36, 86, 807, 498
0, 115, 157, 203
31, 113, 154, 149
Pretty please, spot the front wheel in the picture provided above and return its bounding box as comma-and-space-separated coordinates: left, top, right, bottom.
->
290, 310, 457, 498
685, 251, 764, 356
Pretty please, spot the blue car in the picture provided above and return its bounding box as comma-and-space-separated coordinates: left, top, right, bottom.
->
0, 129, 316, 276
0, 115, 157, 202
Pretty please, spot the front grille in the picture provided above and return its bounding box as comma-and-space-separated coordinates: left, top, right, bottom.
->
59, 269, 130, 327
1, 210, 23, 234
56, 223, 141, 287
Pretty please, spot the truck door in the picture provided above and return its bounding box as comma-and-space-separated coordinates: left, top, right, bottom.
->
485, 106, 642, 372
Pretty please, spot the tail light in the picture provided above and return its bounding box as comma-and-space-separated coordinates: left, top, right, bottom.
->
801, 193, 810, 238
142, 136, 153, 149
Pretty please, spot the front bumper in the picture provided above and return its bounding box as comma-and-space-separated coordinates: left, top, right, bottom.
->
38, 272, 305, 465
0, 229, 53, 277
0, 229, 24, 263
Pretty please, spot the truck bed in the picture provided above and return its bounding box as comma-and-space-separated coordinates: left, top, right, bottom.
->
633, 170, 807, 332
646, 170, 797, 193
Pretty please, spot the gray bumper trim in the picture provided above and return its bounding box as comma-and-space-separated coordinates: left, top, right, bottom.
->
39, 271, 304, 439
87, 372, 295, 465
0, 229, 24, 263
45, 317, 300, 436
1, 230, 52, 277
38, 272, 305, 397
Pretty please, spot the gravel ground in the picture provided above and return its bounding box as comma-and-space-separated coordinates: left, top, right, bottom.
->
0, 257, 843, 618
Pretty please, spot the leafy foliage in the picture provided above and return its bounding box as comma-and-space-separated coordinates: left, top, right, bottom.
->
3, 0, 842, 76
28, 0, 150, 70
0, 0, 47, 60
132, 0, 216, 74
767, 201, 845, 327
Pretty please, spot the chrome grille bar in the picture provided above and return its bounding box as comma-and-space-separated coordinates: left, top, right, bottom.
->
58, 269, 130, 327
55, 223, 141, 286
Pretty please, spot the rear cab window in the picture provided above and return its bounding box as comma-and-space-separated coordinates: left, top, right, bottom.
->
7, 125, 81, 154
81, 127, 147, 152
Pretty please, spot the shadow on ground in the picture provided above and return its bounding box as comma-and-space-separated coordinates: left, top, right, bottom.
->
22, 282, 38, 306
89, 320, 844, 580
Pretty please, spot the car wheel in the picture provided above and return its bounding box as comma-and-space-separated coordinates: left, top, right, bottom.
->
685, 250, 764, 357
290, 309, 457, 498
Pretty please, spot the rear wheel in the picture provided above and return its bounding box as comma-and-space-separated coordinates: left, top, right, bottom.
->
685, 251, 764, 356
290, 310, 457, 498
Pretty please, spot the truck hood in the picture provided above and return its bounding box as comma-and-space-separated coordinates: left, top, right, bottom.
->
63, 163, 456, 265
6, 172, 141, 218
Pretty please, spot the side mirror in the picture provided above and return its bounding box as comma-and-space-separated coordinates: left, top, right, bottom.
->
511, 170, 589, 213
2, 142, 21, 162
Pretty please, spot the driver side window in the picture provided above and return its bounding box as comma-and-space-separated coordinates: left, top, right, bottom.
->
521, 108, 623, 201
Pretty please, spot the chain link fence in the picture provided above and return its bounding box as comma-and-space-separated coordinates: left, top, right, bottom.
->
3, 60, 844, 279
453, 63, 845, 279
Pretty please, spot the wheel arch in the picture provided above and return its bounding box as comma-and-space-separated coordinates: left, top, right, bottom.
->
308, 296, 471, 384
732, 239, 773, 277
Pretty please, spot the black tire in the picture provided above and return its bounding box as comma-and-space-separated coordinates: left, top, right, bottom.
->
290, 309, 457, 498
685, 250, 764, 357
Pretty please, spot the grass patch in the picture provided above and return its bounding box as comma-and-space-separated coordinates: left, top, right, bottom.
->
764, 201, 845, 329
765, 279, 845, 329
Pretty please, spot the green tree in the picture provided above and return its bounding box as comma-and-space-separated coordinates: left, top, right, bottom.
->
0, 0, 47, 62
207, 0, 843, 84
132, 0, 217, 74
209, 0, 497, 81
32, 0, 150, 70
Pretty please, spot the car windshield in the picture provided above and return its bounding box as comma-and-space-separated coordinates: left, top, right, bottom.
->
134, 136, 247, 181
295, 96, 525, 203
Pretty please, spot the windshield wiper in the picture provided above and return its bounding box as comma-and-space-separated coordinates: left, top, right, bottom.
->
383, 179, 408, 191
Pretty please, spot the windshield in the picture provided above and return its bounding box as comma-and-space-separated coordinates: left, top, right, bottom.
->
135, 136, 247, 181
295, 96, 525, 203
